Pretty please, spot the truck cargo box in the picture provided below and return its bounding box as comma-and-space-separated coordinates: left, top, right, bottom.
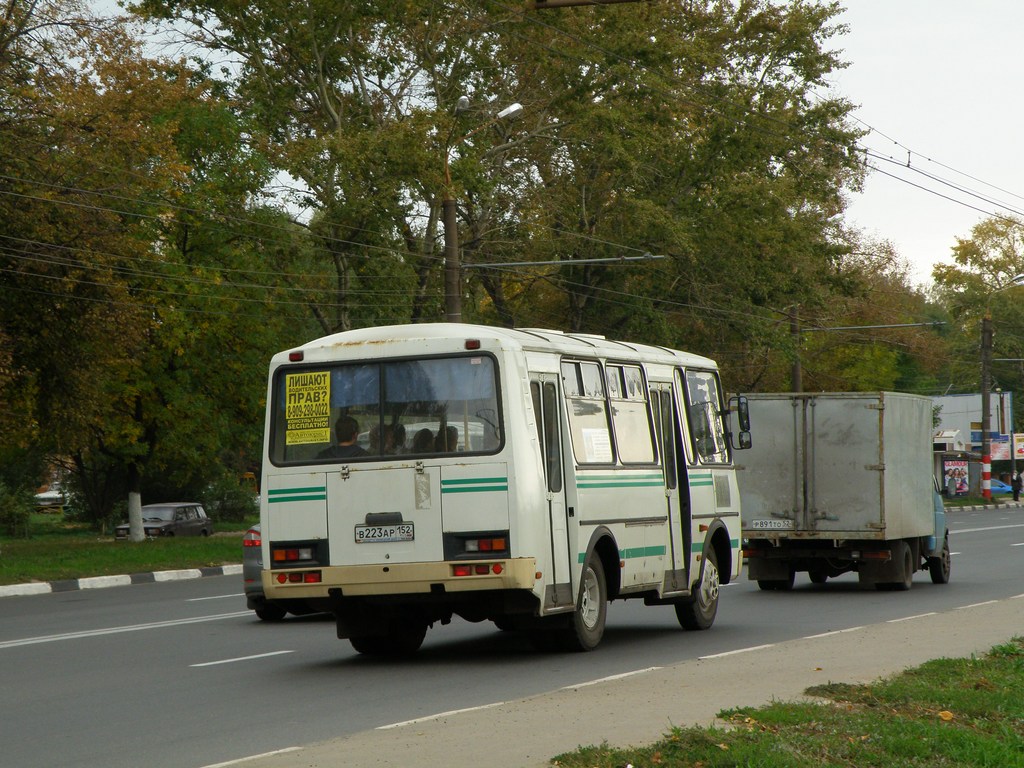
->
738, 392, 935, 541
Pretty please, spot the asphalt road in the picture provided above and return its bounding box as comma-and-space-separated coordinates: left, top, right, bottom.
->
2, 506, 1022, 768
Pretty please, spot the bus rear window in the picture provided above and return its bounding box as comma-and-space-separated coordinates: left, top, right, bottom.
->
269, 355, 502, 464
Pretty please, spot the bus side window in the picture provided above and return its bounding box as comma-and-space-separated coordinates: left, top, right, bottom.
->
684, 369, 730, 464
651, 389, 677, 489
607, 364, 655, 464
561, 361, 613, 465
531, 381, 563, 494
542, 382, 563, 493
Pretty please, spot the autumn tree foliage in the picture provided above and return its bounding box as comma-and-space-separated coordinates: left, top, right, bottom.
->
0, 0, 298, 525
0, 0, 969, 522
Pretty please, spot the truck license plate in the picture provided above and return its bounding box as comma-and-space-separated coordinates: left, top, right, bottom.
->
748, 519, 794, 530
354, 523, 414, 543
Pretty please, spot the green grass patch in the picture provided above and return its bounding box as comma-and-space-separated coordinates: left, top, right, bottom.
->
0, 512, 254, 585
552, 638, 1024, 768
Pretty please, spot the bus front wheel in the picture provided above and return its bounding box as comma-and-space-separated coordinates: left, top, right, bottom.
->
676, 548, 719, 631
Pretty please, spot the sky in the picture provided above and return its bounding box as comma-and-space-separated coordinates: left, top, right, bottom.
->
828, 2, 1024, 286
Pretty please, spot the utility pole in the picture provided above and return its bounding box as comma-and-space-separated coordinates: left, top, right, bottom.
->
443, 102, 523, 323
443, 197, 460, 323
981, 315, 994, 499
790, 306, 801, 392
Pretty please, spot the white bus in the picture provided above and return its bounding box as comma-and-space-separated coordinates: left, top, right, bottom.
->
259, 323, 748, 654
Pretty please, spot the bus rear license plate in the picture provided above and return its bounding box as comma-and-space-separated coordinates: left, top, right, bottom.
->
748, 519, 794, 530
354, 523, 414, 543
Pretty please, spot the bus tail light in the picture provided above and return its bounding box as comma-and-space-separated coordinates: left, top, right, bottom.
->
272, 547, 313, 562
464, 537, 507, 553
451, 563, 505, 577
275, 571, 322, 584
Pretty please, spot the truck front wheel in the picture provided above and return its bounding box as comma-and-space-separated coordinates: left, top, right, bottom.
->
928, 535, 951, 584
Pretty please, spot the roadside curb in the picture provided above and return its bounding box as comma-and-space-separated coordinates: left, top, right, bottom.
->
0, 564, 242, 599
946, 502, 1024, 511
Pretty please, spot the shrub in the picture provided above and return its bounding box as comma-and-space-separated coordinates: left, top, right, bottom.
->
203, 476, 258, 523
0, 482, 36, 537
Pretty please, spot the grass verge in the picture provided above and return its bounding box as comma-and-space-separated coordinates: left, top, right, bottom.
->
0, 512, 253, 585
552, 638, 1024, 768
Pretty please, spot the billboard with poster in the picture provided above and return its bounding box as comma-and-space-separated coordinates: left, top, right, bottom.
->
942, 459, 968, 497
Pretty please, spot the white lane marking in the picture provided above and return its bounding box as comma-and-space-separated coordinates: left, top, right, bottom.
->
1013, 543, 1024, 547
887, 613, 937, 623
377, 701, 507, 729
0, 611, 251, 650
956, 600, 999, 609
560, 667, 662, 690
803, 626, 865, 640
699, 643, 774, 660
953, 523, 1024, 534
200, 747, 302, 768
189, 593, 245, 602
191, 650, 294, 667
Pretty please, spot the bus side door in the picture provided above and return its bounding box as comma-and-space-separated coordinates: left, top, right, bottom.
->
531, 377, 574, 610
652, 384, 691, 595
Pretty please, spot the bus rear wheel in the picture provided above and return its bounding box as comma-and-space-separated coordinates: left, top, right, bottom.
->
350, 621, 427, 657
563, 554, 607, 651
676, 548, 719, 630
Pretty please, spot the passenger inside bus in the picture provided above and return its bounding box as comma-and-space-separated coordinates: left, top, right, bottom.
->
411, 428, 434, 453
369, 423, 407, 455
317, 415, 368, 459
435, 425, 459, 452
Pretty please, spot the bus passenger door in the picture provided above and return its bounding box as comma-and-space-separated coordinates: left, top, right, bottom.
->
652, 384, 691, 595
531, 377, 574, 610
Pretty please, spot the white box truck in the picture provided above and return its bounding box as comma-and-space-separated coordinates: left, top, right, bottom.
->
737, 391, 950, 590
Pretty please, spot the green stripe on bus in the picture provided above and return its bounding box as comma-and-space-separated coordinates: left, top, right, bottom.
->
688, 473, 714, 487
441, 478, 509, 494
267, 487, 327, 503
441, 477, 507, 486
441, 485, 509, 494
577, 545, 666, 564
577, 473, 665, 489
690, 539, 740, 553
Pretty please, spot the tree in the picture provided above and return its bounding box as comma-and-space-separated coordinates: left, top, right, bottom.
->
0, 3, 299, 530
127, 0, 868, 355
933, 215, 1024, 404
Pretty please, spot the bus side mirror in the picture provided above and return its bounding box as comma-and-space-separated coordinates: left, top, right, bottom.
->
728, 395, 752, 450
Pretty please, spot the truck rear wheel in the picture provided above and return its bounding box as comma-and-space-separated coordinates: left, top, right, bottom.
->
350, 621, 427, 657
876, 541, 914, 591
928, 535, 951, 584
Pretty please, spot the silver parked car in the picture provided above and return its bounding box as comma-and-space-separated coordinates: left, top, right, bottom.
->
114, 503, 211, 539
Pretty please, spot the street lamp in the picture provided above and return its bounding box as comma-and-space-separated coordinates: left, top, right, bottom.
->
980, 273, 1024, 499
443, 100, 524, 323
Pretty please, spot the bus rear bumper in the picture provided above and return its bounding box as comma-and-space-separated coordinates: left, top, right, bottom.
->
262, 557, 538, 600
